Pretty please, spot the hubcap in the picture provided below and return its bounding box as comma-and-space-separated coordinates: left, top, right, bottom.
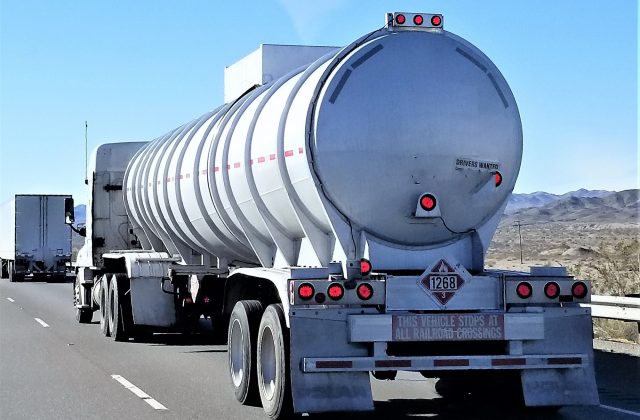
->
230, 319, 244, 387
260, 326, 277, 401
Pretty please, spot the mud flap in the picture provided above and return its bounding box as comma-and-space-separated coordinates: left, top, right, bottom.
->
290, 311, 374, 414
521, 308, 599, 406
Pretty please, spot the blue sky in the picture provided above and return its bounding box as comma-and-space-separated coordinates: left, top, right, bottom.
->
0, 0, 637, 204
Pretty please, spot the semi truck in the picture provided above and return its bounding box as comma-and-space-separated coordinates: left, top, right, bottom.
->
0, 194, 72, 282
70, 12, 599, 418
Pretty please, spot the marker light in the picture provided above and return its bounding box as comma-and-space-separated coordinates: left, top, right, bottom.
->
298, 283, 314, 300
431, 15, 442, 26
516, 282, 532, 299
544, 282, 560, 299
419, 194, 437, 211
495, 172, 503, 187
413, 15, 424, 25
572, 282, 588, 299
357, 283, 374, 301
327, 283, 345, 300
395, 14, 406, 25
360, 259, 372, 276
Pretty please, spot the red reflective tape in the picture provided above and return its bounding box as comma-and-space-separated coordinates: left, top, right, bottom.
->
285, 150, 294, 157
258, 156, 266, 163
434, 359, 469, 367
269, 154, 276, 161
250, 159, 254, 165
548, 357, 581, 365
233, 162, 241, 169
492, 358, 526, 366
298, 147, 304, 154
214, 167, 220, 172
375, 360, 411, 368
315, 361, 352, 369
226, 164, 231, 170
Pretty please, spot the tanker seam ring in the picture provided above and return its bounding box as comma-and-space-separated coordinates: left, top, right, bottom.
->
329, 69, 353, 104
350, 44, 384, 69
455, 47, 487, 73
487, 72, 509, 108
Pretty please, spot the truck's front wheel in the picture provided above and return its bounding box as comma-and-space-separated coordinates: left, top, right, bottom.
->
99, 275, 110, 337
228, 300, 263, 405
257, 304, 292, 419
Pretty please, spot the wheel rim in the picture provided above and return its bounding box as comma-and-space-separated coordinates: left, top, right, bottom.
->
259, 325, 277, 401
109, 286, 115, 326
230, 318, 244, 387
74, 279, 81, 307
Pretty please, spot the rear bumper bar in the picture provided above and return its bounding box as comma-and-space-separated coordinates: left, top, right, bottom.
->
302, 353, 585, 373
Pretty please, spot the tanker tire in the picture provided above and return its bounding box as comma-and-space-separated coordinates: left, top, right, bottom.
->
108, 274, 131, 342
257, 304, 292, 420
99, 276, 111, 337
74, 277, 92, 323
228, 300, 264, 405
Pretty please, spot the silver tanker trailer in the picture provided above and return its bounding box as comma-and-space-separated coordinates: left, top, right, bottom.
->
69, 12, 599, 418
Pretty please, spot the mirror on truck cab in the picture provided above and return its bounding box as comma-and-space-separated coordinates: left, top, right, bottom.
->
64, 197, 75, 224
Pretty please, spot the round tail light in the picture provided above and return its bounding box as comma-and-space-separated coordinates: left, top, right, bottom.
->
544, 282, 560, 299
395, 14, 406, 25
495, 171, 503, 187
360, 259, 372, 276
431, 15, 442, 26
572, 282, 588, 299
413, 15, 424, 25
298, 283, 314, 300
516, 282, 532, 299
357, 283, 374, 301
419, 194, 437, 211
327, 283, 345, 300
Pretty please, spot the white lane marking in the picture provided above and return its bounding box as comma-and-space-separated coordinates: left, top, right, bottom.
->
111, 375, 167, 410
600, 404, 640, 417
34, 318, 50, 328
6, 297, 15, 302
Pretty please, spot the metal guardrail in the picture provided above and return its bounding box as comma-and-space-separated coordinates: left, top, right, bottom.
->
582, 295, 640, 322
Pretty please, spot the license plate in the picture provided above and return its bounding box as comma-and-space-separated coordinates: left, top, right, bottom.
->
391, 313, 505, 341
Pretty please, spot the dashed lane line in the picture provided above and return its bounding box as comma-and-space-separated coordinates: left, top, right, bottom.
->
6, 297, 15, 302
601, 404, 640, 418
34, 318, 50, 328
111, 374, 168, 410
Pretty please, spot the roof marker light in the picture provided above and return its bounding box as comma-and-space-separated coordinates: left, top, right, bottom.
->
413, 15, 424, 25
431, 15, 442, 26
395, 14, 406, 25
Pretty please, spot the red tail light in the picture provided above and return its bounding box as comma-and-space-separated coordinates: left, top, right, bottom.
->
431, 15, 442, 26
572, 282, 587, 299
544, 282, 560, 299
298, 283, 314, 300
419, 194, 437, 211
495, 171, 503, 187
327, 283, 344, 300
360, 259, 372, 276
395, 14, 406, 24
357, 283, 374, 301
413, 15, 424, 25
516, 282, 532, 299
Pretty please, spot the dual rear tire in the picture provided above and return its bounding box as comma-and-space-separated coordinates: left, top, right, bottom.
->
99, 274, 132, 341
228, 301, 292, 419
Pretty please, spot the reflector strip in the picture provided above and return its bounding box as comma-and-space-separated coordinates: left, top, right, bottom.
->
269, 154, 276, 161
284, 150, 294, 157
548, 357, 582, 365
434, 359, 469, 367
492, 358, 526, 366
316, 361, 352, 369
375, 360, 411, 368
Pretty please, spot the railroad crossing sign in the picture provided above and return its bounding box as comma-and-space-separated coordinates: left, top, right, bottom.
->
419, 259, 465, 305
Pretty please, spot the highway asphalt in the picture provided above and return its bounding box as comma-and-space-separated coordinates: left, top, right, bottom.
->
1, 280, 638, 420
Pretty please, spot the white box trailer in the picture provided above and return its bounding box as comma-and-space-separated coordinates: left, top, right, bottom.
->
0, 194, 72, 282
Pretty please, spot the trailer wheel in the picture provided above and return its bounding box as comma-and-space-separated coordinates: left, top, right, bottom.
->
257, 304, 292, 419
99, 275, 110, 337
228, 300, 264, 405
74, 277, 92, 323
8, 261, 14, 282
109, 274, 131, 342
